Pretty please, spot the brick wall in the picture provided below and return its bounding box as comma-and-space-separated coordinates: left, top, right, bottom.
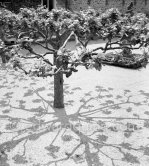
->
56, 0, 149, 13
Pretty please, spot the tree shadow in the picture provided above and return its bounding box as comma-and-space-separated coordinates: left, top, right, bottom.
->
1, 83, 149, 166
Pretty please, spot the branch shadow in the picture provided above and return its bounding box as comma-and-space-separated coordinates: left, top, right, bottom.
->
1, 82, 149, 166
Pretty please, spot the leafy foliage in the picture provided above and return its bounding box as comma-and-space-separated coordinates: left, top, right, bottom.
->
0, 6, 149, 78
0, 6, 149, 110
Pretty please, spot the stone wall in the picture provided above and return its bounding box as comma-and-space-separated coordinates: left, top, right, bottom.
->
56, 0, 149, 13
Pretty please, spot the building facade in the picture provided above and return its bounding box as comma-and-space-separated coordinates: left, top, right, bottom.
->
41, 0, 56, 10
0, 0, 55, 12
56, 0, 149, 13
0, 0, 149, 13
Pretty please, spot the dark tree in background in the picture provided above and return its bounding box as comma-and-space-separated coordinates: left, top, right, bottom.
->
0, 0, 41, 13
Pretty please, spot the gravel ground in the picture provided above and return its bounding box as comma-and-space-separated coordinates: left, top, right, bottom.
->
0, 41, 149, 166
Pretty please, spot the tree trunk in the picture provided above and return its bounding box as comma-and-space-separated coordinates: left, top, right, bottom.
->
53, 55, 64, 108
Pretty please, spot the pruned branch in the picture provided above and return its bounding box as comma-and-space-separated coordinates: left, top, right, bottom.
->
60, 31, 74, 49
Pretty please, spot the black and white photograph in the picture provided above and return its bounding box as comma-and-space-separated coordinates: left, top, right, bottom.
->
0, 0, 149, 166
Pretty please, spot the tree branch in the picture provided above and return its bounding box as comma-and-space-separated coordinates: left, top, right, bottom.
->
60, 31, 74, 49
33, 41, 55, 52
28, 49, 54, 66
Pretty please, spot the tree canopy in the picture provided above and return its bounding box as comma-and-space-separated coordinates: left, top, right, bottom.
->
0, 6, 149, 108
0, 7, 149, 77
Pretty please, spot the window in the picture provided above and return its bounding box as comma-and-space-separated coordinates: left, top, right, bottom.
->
42, 0, 47, 6
41, 0, 53, 10
49, 0, 53, 10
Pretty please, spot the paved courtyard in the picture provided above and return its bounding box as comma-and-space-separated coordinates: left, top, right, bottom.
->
0, 42, 149, 166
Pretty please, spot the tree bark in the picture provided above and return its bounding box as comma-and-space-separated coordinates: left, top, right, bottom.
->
53, 55, 64, 108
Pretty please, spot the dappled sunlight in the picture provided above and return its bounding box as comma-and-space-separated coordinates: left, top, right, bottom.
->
0, 67, 149, 166
1, 5, 149, 166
